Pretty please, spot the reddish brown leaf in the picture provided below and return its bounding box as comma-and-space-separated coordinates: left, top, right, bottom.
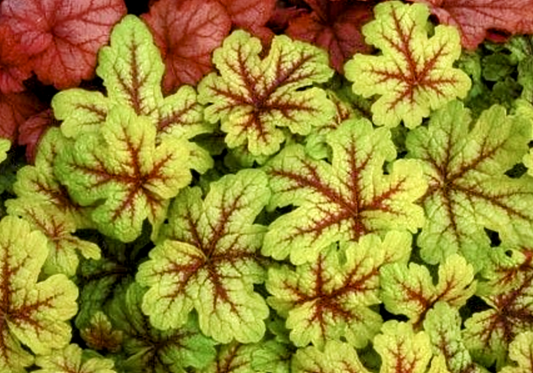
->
408, 0, 533, 49
143, 0, 231, 94
0, 91, 46, 142
18, 109, 59, 163
0, 24, 32, 94
218, 0, 276, 43
285, 0, 374, 72
0, 0, 127, 89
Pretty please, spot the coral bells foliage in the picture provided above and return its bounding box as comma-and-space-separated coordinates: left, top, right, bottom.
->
4, 1, 533, 373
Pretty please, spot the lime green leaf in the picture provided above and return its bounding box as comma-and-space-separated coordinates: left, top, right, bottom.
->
0, 216, 78, 372
137, 169, 270, 343
55, 106, 192, 242
263, 119, 427, 265
34, 344, 116, 373
381, 254, 476, 325
199, 343, 257, 373
344, 1, 471, 128
267, 231, 411, 348
0, 138, 10, 164
463, 248, 533, 368
198, 30, 335, 156
424, 302, 482, 373
406, 101, 533, 269
375, 321, 432, 373
291, 341, 370, 373
500, 332, 533, 373
5, 202, 100, 276
52, 15, 213, 173
10, 128, 93, 229
108, 282, 216, 373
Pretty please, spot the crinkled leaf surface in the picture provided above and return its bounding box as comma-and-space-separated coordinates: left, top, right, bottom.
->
18, 109, 58, 163
80, 312, 123, 353
0, 24, 31, 94
409, 0, 533, 50
137, 169, 270, 343
5, 202, 100, 276
143, 0, 231, 94
463, 248, 533, 368
10, 128, 93, 230
55, 106, 192, 243
424, 302, 481, 373
0, 0, 126, 88
52, 15, 213, 173
263, 119, 427, 265
291, 340, 369, 373
218, 0, 275, 42
198, 30, 335, 156
381, 254, 476, 326
344, 1, 471, 128
267, 231, 411, 348
406, 101, 533, 268
107, 282, 217, 373
286, 0, 374, 72
0, 91, 46, 143
0, 216, 78, 372
0, 138, 9, 164
500, 332, 533, 373
34, 343, 116, 373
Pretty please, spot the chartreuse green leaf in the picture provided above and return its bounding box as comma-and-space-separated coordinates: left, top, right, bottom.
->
380, 254, 476, 325
34, 344, 116, 373
267, 231, 411, 349
424, 302, 483, 373
292, 322, 447, 373
263, 119, 427, 265
198, 29, 335, 156
8, 128, 93, 229
137, 169, 270, 343
463, 248, 533, 368
106, 282, 216, 373
80, 312, 123, 353
500, 332, 533, 373
344, 1, 471, 128
0, 138, 9, 164
55, 106, 192, 243
5, 202, 100, 276
52, 15, 213, 173
0, 216, 78, 372
291, 340, 369, 373
406, 101, 533, 269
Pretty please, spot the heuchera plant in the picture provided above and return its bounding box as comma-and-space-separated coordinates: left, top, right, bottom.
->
2, 0, 533, 372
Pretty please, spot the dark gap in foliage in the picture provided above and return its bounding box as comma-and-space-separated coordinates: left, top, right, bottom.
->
484, 228, 502, 247
505, 162, 527, 178
460, 295, 491, 321
378, 303, 407, 323
124, 0, 150, 15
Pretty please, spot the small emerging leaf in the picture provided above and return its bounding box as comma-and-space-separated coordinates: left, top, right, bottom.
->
345, 1, 471, 128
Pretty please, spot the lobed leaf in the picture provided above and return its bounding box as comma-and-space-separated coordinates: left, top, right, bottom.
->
34, 344, 116, 373
499, 332, 533, 373
267, 231, 411, 348
409, 0, 533, 50
344, 1, 471, 128
263, 119, 427, 265
55, 106, 192, 243
423, 302, 482, 373
0, 0, 126, 89
406, 101, 533, 269
0, 216, 78, 372
198, 29, 336, 156
52, 15, 213, 173
291, 340, 370, 373
463, 248, 533, 368
380, 254, 476, 326
137, 169, 270, 343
